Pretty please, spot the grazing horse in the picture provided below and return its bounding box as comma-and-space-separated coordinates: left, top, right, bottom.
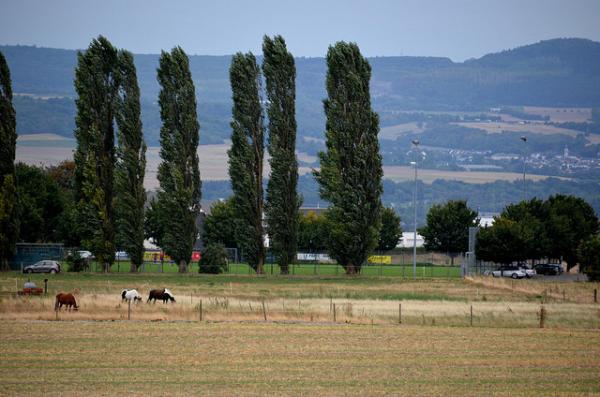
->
55, 293, 78, 311
147, 288, 176, 304
121, 289, 143, 303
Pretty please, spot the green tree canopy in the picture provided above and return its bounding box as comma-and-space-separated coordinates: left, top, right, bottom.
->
228, 52, 265, 273
73, 36, 119, 271
314, 42, 383, 274
199, 243, 229, 274
263, 35, 300, 275
476, 218, 527, 265
115, 50, 146, 272
15, 163, 63, 243
0, 50, 18, 270
156, 47, 201, 273
578, 235, 600, 281
544, 194, 598, 270
297, 211, 329, 251
378, 207, 402, 252
202, 199, 238, 249
419, 200, 478, 265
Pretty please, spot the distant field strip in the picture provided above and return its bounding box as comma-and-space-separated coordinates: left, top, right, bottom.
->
17, 143, 554, 187
1, 321, 599, 396
454, 121, 580, 137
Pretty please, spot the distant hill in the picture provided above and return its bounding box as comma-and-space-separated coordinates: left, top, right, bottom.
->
2, 38, 600, 145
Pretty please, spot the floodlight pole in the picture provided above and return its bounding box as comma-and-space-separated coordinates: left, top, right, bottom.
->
411, 139, 420, 279
520, 136, 527, 202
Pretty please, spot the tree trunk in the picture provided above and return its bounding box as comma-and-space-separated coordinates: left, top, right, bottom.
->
130, 263, 139, 273
178, 259, 187, 273
103, 262, 110, 273
256, 257, 264, 275
345, 263, 356, 275
279, 264, 289, 275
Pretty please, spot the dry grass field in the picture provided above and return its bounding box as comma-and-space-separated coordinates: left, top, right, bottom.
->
1, 274, 600, 396
1, 321, 599, 396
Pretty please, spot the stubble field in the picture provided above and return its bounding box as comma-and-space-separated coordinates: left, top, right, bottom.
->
1, 273, 599, 396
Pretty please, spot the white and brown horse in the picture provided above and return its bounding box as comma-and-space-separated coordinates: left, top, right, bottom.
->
147, 288, 176, 303
121, 289, 143, 303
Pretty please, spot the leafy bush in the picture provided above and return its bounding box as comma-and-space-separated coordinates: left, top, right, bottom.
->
578, 235, 600, 282
199, 243, 228, 274
66, 252, 86, 272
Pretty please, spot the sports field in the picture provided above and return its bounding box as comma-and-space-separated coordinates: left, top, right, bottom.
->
1, 273, 599, 396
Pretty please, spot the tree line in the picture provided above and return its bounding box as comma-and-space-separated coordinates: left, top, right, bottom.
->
2, 37, 598, 278
0, 36, 389, 275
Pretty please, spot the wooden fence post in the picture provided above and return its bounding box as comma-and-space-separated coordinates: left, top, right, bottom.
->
539, 305, 546, 328
594, 289, 597, 304
199, 299, 203, 321
262, 299, 267, 321
128, 300, 131, 320
333, 303, 336, 323
398, 303, 402, 324
470, 305, 473, 327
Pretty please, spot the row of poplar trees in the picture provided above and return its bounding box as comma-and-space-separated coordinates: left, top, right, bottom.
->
72, 37, 200, 273
229, 38, 382, 275
0, 35, 383, 275
0, 52, 19, 271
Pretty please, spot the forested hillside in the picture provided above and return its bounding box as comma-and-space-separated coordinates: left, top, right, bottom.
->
3, 38, 600, 145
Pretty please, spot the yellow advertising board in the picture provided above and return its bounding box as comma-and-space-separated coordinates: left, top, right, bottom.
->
368, 255, 392, 264
143, 251, 172, 262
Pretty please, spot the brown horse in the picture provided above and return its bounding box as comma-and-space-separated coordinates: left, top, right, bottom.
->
55, 293, 78, 311
147, 288, 175, 303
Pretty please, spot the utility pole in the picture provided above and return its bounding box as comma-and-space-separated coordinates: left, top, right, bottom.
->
520, 136, 527, 201
411, 139, 420, 279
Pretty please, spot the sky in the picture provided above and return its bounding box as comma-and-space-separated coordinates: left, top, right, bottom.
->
1, 0, 600, 61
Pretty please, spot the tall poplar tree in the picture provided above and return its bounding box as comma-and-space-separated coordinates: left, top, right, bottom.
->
228, 52, 265, 274
156, 47, 201, 273
263, 35, 300, 274
314, 42, 383, 274
73, 36, 119, 272
115, 50, 146, 272
0, 51, 19, 271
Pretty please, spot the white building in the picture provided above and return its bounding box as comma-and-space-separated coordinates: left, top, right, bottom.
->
397, 232, 424, 248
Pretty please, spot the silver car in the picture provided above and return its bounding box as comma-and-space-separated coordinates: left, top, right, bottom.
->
491, 265, 526, 279
23, 260, 61, 274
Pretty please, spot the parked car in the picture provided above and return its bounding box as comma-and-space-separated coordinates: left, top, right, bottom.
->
534, 263, 564, 276
517, 265, 536, 278
77, 250, 93, 259
23, 260, 61, 274
491, 265, 527, 279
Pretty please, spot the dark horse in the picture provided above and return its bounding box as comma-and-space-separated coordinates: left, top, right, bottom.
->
55, 292, 78, 311
147, 288, 176, 304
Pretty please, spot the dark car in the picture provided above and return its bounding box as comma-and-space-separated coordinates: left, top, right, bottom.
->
533, 263, 563, 276
23, 260, 61, 274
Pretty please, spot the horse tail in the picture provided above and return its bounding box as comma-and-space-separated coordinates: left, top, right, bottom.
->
54, 293, 61, 311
